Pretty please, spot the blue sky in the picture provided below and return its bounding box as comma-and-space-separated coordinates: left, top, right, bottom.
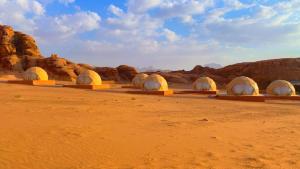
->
0, 0, 300, 69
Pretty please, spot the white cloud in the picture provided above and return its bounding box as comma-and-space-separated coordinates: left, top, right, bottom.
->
108, 5, 124, 17
38, 0, 300, 68
39, 0, 75, 5
105, 5, 163, 43
57, 11, 100, 32
128, 0, 161, 13
163, 28, 179, 42
181, 0, 299, 50
154, 0, 214, 19
181, 15, 194, 23
223, 0, 248, 9
0, 0, 44, 32
14, 0, 45, 15
36, 11, 101, 41
58, 0, 75, 5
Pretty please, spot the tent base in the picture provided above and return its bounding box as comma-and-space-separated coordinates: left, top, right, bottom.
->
264, 95, 300, 101
103, 80, 117, 84
175, 90, 217, 94
215, 95, 265, 102
64, 84, 110, 90
122, 85, 141, 89
8, 80, 56, 86
127, 90, 174, 96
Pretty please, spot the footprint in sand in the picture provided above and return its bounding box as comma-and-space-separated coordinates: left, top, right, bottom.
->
205, 152, 219, 160
240, 156, 266, 169
161, 120, 181, 127
48, 127, 92, 140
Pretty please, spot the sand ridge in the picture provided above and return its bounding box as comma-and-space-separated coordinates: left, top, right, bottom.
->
0, 82, 299, 169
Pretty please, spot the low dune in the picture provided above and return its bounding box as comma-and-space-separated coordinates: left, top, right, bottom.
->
0, 80, 299, 169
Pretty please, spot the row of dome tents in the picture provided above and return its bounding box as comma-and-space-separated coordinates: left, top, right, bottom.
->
7, 66, 300, 101
131, 73, 297, 97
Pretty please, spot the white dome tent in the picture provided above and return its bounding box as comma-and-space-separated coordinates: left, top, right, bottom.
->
226, 76, 259, 96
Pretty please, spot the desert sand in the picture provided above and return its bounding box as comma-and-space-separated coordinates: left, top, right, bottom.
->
0, 77, 299, 169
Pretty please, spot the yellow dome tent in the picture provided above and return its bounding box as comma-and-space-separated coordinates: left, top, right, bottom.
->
132, 73, 148, 88
143, 74, 168, 91
23, 67, 48, 81
266, 80, 296, 96
76, 70, 102, 85
193, 77, 217, 91
7, 66, 55, 86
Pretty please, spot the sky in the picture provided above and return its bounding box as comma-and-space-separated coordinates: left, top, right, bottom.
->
0, 0, 300, 69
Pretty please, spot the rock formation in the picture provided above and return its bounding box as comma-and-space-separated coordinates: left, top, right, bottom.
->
117, 65, 138, 82
94, 67, 119, 81
0, 25, 41, 71
0, 25, 138, 82
0, 25, 80, 80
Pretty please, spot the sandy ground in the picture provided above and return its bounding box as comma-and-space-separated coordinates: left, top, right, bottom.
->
0, 77, 299, 168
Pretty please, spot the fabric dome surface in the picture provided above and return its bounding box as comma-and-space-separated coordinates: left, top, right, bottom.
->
226, 76, 259, 96
76, 70, 102, 85
23, 67, 48, 81
143, 74, 168, 91
193, 77, 217, 91
132, 73, 148, 88
266, 80, 296, 96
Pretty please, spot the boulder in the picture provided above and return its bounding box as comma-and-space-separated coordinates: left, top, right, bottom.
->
0, 55, 23, 71
36, 55, 78, 81
94, 67, 120, 81
14, 32, 41, 57
117, 65, 138, 82
159, 72, 190, 84
0, 25, 16, 57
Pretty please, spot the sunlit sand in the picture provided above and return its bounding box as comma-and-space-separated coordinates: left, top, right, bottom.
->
0, 75, 299, 169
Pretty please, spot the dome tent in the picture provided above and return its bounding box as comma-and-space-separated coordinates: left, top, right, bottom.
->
143, 74, 168, 91
266, 80, 296, 96
23, 67, 48, 81
76, 70, 102, 85
132, 73, 148, 88
193, 77, 217, 91
226, 76, 259, 96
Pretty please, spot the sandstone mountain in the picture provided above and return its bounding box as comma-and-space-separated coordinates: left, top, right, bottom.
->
0, 24, 299, 90
215, 58, 300, 87
0, 25, 137, 82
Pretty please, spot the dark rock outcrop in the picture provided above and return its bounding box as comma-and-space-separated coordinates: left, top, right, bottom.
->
117, 65, 138, 82
94, 65, 138, 82
94, 67, 120, 81
0, 25, 42, 72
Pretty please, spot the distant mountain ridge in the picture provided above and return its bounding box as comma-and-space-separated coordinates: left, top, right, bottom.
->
151, 58, 300, 88
204, 63, 223, 69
